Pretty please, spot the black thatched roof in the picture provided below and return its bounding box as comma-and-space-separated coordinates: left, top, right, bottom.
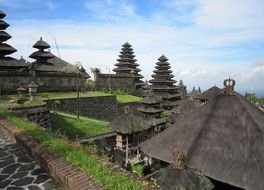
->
140, 92, 264, 190
32, 37, 50, 49
200, 86, 223, 100
158, 165, 214, 190
31, 56, 89, 78
146, 55, 182, 108
187, 90, 201, 98
0, 31, 11, 42
0, 10, 6, 19
113, 42, 144, 86
0, 57, 29, 68
0, 20, 9, 30
108, 110, 167, 134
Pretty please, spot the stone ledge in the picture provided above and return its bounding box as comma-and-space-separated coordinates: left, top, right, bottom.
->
0, 119, 106, 190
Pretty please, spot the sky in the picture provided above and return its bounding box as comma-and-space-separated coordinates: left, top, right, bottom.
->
1, 0, 264, 96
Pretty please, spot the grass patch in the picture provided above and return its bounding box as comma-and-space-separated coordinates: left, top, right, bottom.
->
0, 109, 143, 190
116, 95, 141, 103
50, 113, 111, 140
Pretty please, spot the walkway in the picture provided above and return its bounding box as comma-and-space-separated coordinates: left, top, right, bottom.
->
0, 128, 63, 190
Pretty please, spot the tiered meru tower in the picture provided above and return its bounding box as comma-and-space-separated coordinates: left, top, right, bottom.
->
0, 10, 17, 58
29, 37, 55, 64
146, 55, 182, 109
113, 42, 144, 87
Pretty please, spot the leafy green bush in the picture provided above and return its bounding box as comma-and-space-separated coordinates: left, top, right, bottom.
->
85, 79, 95, 91
160, 111, 169, 118
131, 164, 143, 177
112, 89, 127, 95
40, 93, 49, 99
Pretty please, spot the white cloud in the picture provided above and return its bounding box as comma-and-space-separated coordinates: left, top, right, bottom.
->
84, 0, 136, 19
0, 0, 59, 9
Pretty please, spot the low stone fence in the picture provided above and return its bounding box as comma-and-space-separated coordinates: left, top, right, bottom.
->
45, 95, 140, 121
9, 105, 51, 128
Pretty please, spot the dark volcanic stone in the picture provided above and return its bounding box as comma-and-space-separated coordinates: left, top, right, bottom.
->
8, 148, 22, 154
31, 168, 46, 175
11, 177, 34, 186
2, 163, 22, 174
17, 155, 32, 163
0, 158, 15, 167
0, 174, 9, 182
0, 180, 12, 188
18, 163, 35, 171
7, 187, 24, 190
43, 180, 58, 189
34, 174, 50, 184
0, 151, 8, 158
0, 155, 14, 161
11, 171, 28, 179
28, 185, 42, 190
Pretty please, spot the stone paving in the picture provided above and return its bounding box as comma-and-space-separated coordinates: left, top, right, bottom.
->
0, 129, 64, 190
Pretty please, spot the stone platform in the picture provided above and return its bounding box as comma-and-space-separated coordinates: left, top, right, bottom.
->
0, 128, 63, 190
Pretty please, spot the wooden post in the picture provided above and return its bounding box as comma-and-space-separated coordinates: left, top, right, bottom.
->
125, 136, 128, 166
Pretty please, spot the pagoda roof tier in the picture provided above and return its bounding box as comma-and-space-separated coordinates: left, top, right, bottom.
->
113, 66, 132, 71
29, 51, 55, 59
137, 106, 162, 114
156, 61, 170, 66
0, 20, 9, 30
0, 31, 11, 42
122, 42, 132, 47
141, 95, 163, 105
158, 55, 169, 62
149, 79, 176, 84
114, 62, 133, 67
162, 100, 178, 107
33, 37, 50, 49
155, 65, 171, 70
146, 85, 178, 91
0, 10, 6, 19
153, 69, 173, 74
118, 51, 136, 58
117, 57, 137, 62
120, 47, 134, 52
152, 74, 175, 79
0, 43, 17, 55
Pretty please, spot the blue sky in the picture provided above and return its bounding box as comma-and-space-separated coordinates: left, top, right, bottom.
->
1, 0, 264, 96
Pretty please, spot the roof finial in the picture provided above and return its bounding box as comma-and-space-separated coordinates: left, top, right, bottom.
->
223, 78, 235, 95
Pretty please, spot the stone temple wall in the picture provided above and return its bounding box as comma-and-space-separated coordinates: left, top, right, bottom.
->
46, 95, 140, 121
0, 71, 86, 94
94, 73, 137, 94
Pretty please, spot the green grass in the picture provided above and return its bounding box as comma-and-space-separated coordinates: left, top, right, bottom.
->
116, 94, 141, 103
50, 113, 111, 140
0, 109, 143, 190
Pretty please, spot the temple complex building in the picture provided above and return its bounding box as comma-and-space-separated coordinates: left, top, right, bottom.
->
0, 10, 89, 94
94, 42, 145, 96
108, 90, 167, 167
140, 79, 264, 190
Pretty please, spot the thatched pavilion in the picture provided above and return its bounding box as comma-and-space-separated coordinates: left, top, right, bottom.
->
108, 91, 167, 167
139, 79, 264, 190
